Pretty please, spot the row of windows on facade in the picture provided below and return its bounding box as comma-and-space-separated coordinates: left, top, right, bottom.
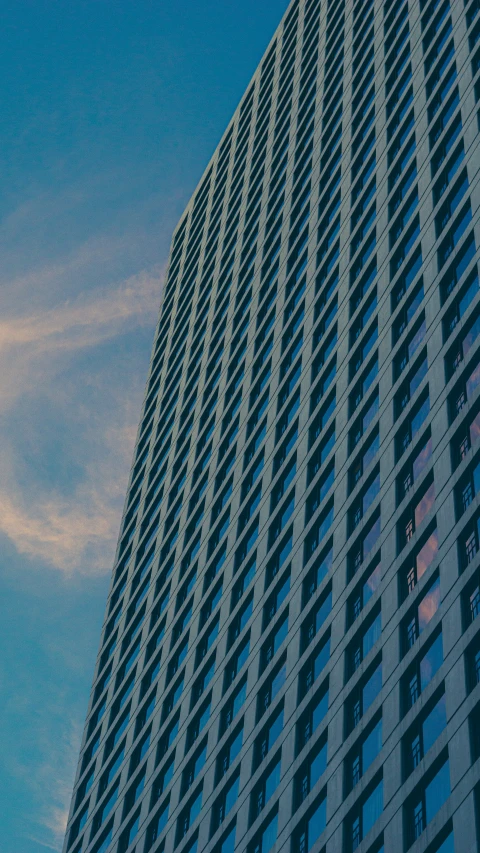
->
66, 1, 480, 852
134, 0, 464, 564
71, 251, 480, 852
75, 665, 478, 853
94, 80, 480, 824
134, 0, 468, 564
74, 76, 476, 848
71, 466, 477, 853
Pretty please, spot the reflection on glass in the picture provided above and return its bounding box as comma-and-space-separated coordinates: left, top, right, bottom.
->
416, 530, 438, 580
411, 396, 430, 439
418, 578, 441, 632
364, 516, 381, 555
408, 321, 426, 359
410, 357, 428, 397
463, 315, 480, 358
467, 362, 480, 398
363, 395, 379, 432
407, 285, 424, 323
471, 412, 480, 446
363, 474, 381, 513
412, 437, 433, 482
364, 562, 382, 606
415, 483, 435, 527
364, 432, 380, 470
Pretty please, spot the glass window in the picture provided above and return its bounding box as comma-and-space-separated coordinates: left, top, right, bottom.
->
363, 779, 383, 837
420, 633, 443, 690
259, 812, 278, 853
425, 760, 450, 822
363, 663, 382, 711
307, 797, 327, 848
423, 694, 447, 754
363, 718, 382, 773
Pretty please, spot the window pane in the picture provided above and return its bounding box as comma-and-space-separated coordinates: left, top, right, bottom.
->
221, 825, 236, 853
416, 531, 438, 580
425, 760, 450, 823
265, 760, 281, 802
363, 614, 381, 657
467, 362, 480, 398
418, 578, 441, 633
363, 664, 382, 712
363, 517, 381, 556
269, 710, 283, 747
364, 562, 381, 605
271, 666, 286, 700
312, 690, 329, 731
316, 592, 332, 632
230, 727, 244, 762
225, 776, 239, 814
422, 694, 447, 755
420, 634, 443, 691
412, 437, 433, 481
314, 637, 331, 679
190, 790, 202, 823
363, 474, 380, 513
415, 483, 435, 527
308, 797, 327, 849
411, 397, 430, 438
233, 683, 247, 715
262, 813, 278, 853
470, 412, 480, 446
364, 433, 380, 470
362, 719, 382, 772
311, 743, 328, 787
362, 779, 383, 837
436, 831, 454, 853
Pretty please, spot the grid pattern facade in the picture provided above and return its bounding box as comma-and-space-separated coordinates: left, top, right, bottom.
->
63, 1, 480, 852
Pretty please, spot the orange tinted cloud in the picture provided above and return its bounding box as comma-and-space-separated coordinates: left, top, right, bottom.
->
0, 267, 163, 574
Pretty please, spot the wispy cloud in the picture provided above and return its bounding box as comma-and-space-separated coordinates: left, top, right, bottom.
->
18, 711, 83, 852
0, 258, 163, 575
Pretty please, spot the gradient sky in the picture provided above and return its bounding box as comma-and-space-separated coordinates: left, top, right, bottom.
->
0, 2, 289, 851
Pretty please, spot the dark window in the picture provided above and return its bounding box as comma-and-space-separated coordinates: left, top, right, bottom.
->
257, 658, 287, 721
405, 757, 450, 845
403, 691, 447, 778
345, 776, 383, 852
346, 715, 382, 793
291, 789, 327, 853
211, 771, 240, 836
345, 658, 382, 734
217, 722, 244, 782
402, 574, 441, 653
294, 735, 327, 806
402, 630, 443, 713
250, 753, 282, 825
346, 607, 381, 678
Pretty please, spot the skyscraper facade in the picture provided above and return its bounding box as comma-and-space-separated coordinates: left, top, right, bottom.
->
64, 0, 480, 851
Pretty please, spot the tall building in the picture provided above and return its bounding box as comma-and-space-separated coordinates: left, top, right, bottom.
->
64, 0, 480, 851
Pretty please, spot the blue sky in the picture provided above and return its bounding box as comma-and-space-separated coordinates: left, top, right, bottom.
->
0, 2, 289, 850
